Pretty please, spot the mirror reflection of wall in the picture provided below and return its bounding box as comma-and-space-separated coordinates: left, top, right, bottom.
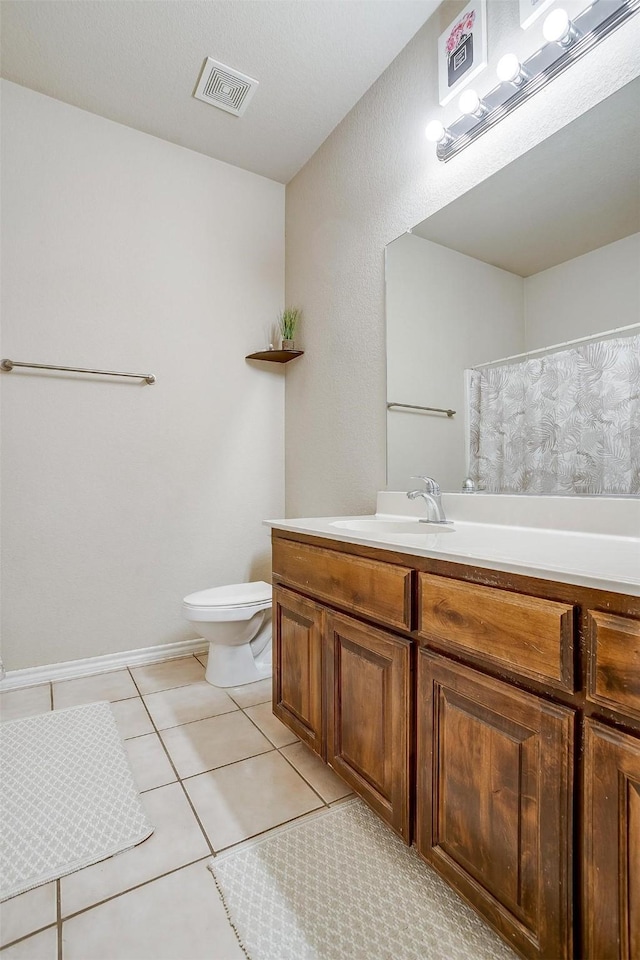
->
386, 234, 524, 491
386, 78, 640, 495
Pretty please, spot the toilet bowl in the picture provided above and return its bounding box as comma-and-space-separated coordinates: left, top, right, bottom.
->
182, 581, 272, 688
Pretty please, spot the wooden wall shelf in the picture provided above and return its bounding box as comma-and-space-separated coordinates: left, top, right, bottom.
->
246, 350, 304, 363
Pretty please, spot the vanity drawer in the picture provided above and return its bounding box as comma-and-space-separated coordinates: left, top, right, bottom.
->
417, 574, 575, 691
586, 610, 640, 722
272, 537, 413, 631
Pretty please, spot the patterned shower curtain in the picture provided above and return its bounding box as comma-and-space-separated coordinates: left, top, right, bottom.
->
467, 333, 640, 495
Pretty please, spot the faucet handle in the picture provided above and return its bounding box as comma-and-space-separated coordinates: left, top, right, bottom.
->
410, 475, 441, 494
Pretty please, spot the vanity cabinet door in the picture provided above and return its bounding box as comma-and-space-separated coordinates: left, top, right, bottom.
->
272, 586, 324, 758
325, 611, 412, 842
416, 649, 574, 960
583, 719, 640, 960
585, 611, 640, 725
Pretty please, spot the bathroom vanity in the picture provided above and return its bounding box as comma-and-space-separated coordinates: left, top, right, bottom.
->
266, 497, 640, 960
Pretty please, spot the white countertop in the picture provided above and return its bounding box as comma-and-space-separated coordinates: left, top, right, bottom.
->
265, 494, 640, 597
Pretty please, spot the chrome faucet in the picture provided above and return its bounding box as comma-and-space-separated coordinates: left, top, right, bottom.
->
406, 476, 452, 524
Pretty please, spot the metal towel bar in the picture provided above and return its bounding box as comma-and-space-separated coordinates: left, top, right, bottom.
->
387, 401, 455, 418
1, 359, 156, 384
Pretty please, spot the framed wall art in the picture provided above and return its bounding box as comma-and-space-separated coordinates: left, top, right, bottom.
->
438, 0, 488, 106
519, 0, 556, 30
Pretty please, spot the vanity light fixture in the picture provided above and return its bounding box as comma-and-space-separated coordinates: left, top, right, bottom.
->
458, 89, 487, 117
425, 120, 452, 144
427, 0, 639, 162
542, 8, 579, 46
496, 53, 528, 85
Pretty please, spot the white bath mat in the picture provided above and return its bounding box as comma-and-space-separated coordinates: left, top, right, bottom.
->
208, 799, 517, 960
0, 700, 154, 901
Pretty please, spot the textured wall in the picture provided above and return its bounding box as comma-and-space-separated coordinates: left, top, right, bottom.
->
285, 0, 640, 517
1, 82, 285, 670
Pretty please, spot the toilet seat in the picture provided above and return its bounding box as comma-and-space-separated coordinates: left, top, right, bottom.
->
184, 581, 271, 607
183, 581, 272, 622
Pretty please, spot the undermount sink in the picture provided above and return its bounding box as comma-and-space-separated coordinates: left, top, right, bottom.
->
331, 518, 455, 535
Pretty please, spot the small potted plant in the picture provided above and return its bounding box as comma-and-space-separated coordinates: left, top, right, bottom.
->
279, 307, 301, 351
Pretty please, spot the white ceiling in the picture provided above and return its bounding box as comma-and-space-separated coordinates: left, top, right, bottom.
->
0, 0, 441, 184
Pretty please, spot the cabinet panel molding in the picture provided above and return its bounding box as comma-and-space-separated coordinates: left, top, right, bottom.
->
417, 649, 574, 959
273, 537, 413, 631
273, 586, 324, 757
326, 611, 412, 841
583, 719, 640, 960
418, 573, 575, 691
586, 611, 640, 723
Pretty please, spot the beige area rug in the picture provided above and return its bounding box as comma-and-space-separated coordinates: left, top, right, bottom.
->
0, 701, 153, 901
208, 799, 517, 960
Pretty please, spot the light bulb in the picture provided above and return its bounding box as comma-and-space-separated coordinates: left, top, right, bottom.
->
543, 8, 574, 44
458, 89, 485, 117
496, 53, 525, 84
425, 120, 448, 143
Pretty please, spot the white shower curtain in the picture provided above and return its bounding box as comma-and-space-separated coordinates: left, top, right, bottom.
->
467, 333, 640, 495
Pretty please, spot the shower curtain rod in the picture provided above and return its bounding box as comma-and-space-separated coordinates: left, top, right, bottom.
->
1, 359, 156, 384
473, 322, 639, 371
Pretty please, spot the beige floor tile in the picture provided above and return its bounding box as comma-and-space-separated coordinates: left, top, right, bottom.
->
160, 711, 272, 779
225, 676, 272, 708
52, 670, 138, 709
245, 701, 299, 747
130, 657, 205, 695
124, 732, 177, 792
280, 741, 353, 802
185, 750, 323, 850
0, 883, 57, 947
60, 782, 209, 917
62, 861, 243, 960
143, 680, 237, 730
0, 685, 51, 721
0, 927, 57, 959
109, 696, 154, 739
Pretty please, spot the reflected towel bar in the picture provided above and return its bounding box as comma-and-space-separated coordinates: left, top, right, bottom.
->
1, 359, 156, 384
387, 401, 455, 418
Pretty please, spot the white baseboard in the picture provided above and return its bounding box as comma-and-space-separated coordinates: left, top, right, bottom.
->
0, 638, 209, 692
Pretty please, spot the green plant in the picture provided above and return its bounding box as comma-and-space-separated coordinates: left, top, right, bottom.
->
279, 307, 301, 340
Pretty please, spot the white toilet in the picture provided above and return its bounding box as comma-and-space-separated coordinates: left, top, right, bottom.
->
182, 581, 272, 688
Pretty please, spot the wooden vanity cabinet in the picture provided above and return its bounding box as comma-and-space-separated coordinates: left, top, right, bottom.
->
272, 586, 325, 757
417, 648, 574, 959
325, 610, 412, 840
417, 572, 575, 692
272, 582, 413, 839
583, 720, 640, 959
271, 529, 640, 960
271, 535, 414, 839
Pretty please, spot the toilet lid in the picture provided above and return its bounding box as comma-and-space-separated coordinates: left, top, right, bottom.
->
183, 581, 272, 608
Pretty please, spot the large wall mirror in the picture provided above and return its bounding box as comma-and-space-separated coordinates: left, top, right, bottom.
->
386, 77, 639, 496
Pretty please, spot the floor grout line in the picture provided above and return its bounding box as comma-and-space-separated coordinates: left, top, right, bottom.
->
0, 921, 59, 953
143, 703, 240, 732
275, 742, 343, 807
127, 666, 217, 859
58, 857, 213, 926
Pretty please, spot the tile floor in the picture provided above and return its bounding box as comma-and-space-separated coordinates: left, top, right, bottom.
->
0, 654, 353, 960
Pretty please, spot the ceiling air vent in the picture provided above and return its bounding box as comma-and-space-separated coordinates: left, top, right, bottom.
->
193, 57, 259, 117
